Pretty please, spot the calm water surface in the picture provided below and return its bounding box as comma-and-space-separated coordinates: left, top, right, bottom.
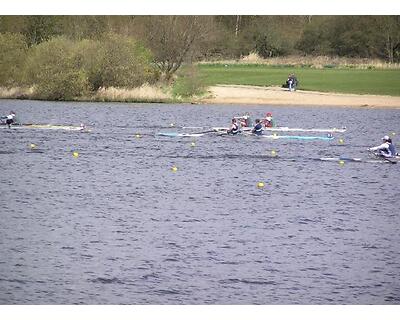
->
0, 100, 399, 304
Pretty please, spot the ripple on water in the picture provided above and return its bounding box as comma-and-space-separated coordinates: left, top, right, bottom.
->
0, 101, 399, 304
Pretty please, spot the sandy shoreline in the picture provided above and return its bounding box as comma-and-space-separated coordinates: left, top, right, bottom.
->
201, 85, 400, 109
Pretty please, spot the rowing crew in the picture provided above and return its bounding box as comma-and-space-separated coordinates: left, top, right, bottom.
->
227, 118, 268, 136
369, 135, 397, 158
0, 111, 17, 128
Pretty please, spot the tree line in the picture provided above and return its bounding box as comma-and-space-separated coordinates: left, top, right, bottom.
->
0, 16, 399, 99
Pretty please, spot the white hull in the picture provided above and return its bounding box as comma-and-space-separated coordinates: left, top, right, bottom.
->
1, 124, 90, 131
212, 126, 346, 133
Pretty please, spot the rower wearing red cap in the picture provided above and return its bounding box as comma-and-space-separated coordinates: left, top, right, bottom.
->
263, 113, 276, 128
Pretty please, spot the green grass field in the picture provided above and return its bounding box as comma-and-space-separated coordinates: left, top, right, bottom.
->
198, 64, 400, 96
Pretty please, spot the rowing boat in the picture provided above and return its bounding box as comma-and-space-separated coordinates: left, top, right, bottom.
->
263, 127, 346, 133
319, 156, 399, 164
157, 131, 334, 141
261, 134, 334, 141
157, 132, 205, 137
212, 126, 346, 133
1, 123, 90, 132
264, 155, 399, 164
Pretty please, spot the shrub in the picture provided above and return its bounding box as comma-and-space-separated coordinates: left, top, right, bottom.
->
72, 39, 105, 91
99, 33, 159, 89
24, 36, 88, 100
0, 33, 28, 87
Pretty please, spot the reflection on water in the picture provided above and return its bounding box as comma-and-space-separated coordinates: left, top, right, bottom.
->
0, 100, 399, 304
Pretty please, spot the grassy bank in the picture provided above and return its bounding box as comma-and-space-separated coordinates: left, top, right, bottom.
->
198, 64, 400, 96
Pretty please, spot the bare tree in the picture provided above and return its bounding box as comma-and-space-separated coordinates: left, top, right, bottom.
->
378, 16, 400, 63
136, 16, 215, 81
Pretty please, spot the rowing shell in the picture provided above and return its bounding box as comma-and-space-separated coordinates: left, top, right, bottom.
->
265, 155, 398, 164
1, 123, 90, 131
239, 131, 334, 141
263, 127, 346, 133
261, 135, 334, 141
319, 156, 399, 164
212, 126, 346, 133
158, 131, 333, 141
157, 132, 205, 137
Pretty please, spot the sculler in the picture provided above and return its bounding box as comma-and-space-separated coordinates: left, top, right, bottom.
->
2, 111, 17, 128
252, 119, 263, 136
238, 112, 252, 128
263, 112, 275, 128
227, 118, 240, 135
369, 135, 397, 158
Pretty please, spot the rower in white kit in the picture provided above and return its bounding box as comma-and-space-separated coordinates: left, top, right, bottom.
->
369, 135, 397, 158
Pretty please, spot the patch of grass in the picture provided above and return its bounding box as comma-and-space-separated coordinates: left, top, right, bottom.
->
172, 65, 206, 98
198, 64, 400, 96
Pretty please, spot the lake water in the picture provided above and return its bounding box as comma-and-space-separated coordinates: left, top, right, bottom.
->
0, 99, 399, 304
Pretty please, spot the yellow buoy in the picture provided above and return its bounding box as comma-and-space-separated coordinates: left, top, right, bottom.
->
391, 132, 396, 136
30, 143, 37, 149
170, 123, 175, 127
257, 182, 265, 188
171, 166, 178, 172
271, 150, 277, 157
72, 151, 79, 158
190, 142, 196, 147
339, 160, 345, 166
338, 138, 344, 144
135, 134, 141, 138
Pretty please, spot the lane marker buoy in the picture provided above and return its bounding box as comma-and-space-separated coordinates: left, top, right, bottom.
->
73, 151, 79, 158
171, 166, 178, 172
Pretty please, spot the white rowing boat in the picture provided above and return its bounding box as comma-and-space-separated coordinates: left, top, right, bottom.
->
157, 131, 334, 141
157, 132, 205, 137
264, 127, 346, 133
212, 126, 346, 133
264, 155, 398, 164
1, 123, 91, 132
319, 155, 399, 164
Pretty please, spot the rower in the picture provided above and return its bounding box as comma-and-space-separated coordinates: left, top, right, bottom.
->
369, 135, 397, 158
239, 112, 252, 128
263, 112, 275, 127
5, 111, 16, 128
252, 119, 263, 136
227, 118, 240, 135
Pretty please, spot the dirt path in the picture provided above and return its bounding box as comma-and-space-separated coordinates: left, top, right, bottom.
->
201, 85, 400, 108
